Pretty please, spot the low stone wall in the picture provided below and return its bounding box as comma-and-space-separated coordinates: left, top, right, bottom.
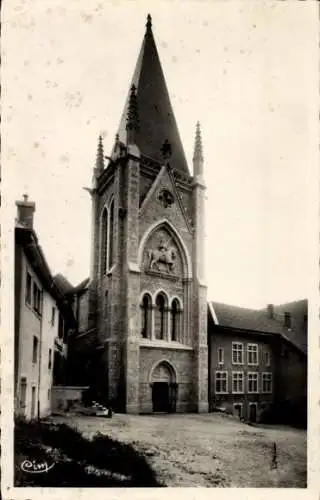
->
51, 386, 89, 413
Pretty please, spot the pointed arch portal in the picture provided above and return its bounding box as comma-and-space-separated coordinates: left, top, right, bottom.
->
150, 360, 178, 413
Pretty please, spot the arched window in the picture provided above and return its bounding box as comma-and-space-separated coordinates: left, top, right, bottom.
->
171, 299, 180, 341
108, 199, 115, 270
141, 294, 152, 338
101, 208, 108, 275
101, 198, 115, 276
155, 293, 166, 340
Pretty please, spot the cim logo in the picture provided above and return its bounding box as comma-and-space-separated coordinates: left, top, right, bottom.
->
21, 459, 55, 474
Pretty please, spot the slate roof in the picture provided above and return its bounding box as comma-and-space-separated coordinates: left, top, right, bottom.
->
72, 277, 90, 295
15, 225, 77, 328
116, 15, 189, 175
53, 273, 74, 295
209, 299, 307, 355
272, 300, 308, 355
16, 224, 56, 295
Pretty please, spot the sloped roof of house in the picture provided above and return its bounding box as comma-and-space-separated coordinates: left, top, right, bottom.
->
53, 273, 74, 295
53, 274, 90, 297
16, 224, 55, 293
272, 299, 308, 355
209, 299, 307, 355
15, 226, 75, 325
15, 196, 78, 331
72, 277, 90, 295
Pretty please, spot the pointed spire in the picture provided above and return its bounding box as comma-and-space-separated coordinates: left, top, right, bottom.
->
146, 14, 152, 36
193, 121, 204, 175
126, 84, 139, 144
95, 135, 104, 171
115, 15, 190, 174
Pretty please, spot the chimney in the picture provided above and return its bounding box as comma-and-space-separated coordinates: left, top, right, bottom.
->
284, 312, 291, 329
16, 194, 35, 229
267, 304, 274, 319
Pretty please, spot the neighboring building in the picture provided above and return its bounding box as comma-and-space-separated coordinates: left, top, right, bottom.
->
51, 273, 79, 385
14, 195, 75, 419
58, 276, 92, 388
271, 301, 308, 427
208, 300, 307, 426
71, 14, 208, 414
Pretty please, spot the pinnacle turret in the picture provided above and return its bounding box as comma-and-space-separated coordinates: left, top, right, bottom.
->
126, 84, 139, 144
193, 121, 204, 175
96, 135, 104, 171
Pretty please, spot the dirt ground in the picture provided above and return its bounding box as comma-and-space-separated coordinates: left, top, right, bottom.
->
52, 412, 307, 487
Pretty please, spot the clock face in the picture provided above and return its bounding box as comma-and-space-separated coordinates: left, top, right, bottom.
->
158, 189, 174, 208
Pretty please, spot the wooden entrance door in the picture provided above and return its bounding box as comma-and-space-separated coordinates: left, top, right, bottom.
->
168, 383, 178, 413
152, 382, 170, 413
249, 403, 257, 423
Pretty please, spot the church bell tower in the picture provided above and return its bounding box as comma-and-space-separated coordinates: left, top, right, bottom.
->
87, 15, 208, 414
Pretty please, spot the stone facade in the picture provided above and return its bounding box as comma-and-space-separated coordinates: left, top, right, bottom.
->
84, 17, 208, 414
87, 145, 208, 413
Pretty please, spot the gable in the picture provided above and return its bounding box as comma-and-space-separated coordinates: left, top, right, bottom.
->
139, 165, 193, 236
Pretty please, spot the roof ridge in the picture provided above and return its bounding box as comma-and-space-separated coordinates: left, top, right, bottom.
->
210, 300, 262, 312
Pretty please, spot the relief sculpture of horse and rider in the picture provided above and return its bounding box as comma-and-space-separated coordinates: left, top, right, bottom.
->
148, 239, 176, 273
143, 229, 182, 277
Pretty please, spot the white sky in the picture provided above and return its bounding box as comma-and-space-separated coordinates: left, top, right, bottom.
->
3, 0, 318, 308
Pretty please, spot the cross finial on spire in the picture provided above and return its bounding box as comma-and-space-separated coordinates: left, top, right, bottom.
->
146, 14, 152, 35
193, 121, 204, 174
96, 134, 104, 171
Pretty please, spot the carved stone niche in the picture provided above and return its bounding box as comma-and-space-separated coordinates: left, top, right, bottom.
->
142, 227, 182, 277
